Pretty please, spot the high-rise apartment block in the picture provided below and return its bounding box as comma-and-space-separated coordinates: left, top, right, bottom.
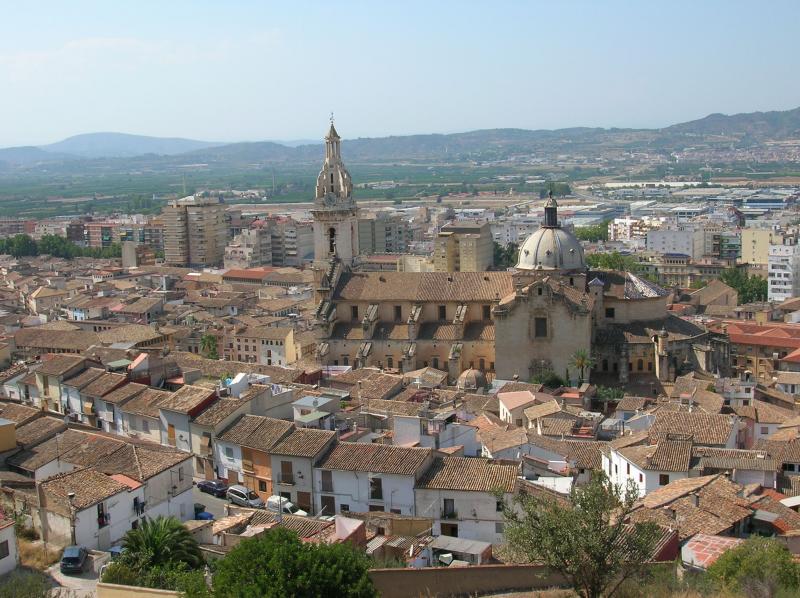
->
768, 237, 800, 302
162, 195, 227, 267
433, 221, 493, 272
223, 222, 273, 269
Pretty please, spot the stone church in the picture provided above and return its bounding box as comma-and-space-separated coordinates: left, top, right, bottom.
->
312, 123, 729, 385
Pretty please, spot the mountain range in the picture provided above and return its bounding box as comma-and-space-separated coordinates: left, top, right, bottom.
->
2, 106, 800, 167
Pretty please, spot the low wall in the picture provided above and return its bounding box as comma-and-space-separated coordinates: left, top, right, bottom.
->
369, 564, 568, 598
96, 583, 180, 598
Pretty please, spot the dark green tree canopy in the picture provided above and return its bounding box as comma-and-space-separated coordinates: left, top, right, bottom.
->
212, 527, 376, 598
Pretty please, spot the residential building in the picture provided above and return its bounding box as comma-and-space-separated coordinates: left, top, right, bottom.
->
34, 355, 87, 413
414, 457, 517, 542
228, 326, 296, 366
269, 217, 314, 267
646, 228, 704, 260
740, 228, 783, 266
313, 443, 433, 516
215, 414, 294, 491
269, 427, 337, 514
358, 212, 412, 254
162, 195, 227, 267
224, 224, 273, 269
157, 385, 217, 453
0, 518, 18, 576
768, 239, 800, 302
433, 221, 493, 272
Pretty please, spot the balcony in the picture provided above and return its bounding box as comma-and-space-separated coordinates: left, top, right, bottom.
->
442, 510, 459, 520
277, 474, 295, 486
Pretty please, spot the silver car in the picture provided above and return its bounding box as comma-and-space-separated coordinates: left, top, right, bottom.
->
226, 484, 265, 508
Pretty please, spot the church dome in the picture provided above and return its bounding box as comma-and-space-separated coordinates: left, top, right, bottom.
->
515, 196, 585, 271
516, 226, 585, 271
457, 368, 487, 391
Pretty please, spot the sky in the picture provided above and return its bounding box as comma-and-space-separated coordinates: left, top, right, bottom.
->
1, 1, 799, 147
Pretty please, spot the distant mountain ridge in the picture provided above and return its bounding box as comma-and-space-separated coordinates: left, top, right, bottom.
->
39, 132, 222, 158
2, 105, 799, 166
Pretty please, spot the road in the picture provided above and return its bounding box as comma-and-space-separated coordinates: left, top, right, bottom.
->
192, 484, 229, 519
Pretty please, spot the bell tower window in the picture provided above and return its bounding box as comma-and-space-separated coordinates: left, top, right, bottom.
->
328, 227, 336, 254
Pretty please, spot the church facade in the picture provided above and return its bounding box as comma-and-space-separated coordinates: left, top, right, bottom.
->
311, 123, 729, 385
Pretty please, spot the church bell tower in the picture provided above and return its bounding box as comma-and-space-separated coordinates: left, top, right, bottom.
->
311, 118, 359, 266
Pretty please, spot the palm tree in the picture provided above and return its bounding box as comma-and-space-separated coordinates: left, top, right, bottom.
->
122, 516, 203, 570
570, 349, 595, 386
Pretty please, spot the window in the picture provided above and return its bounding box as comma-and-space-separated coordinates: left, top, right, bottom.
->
760, 426, 769, 435
626, 463, 630, 475
495, 522, 504, 534
351, 305, 359, 320
342, 356, 349, 366
605, 307, 615, 318
390, 508, 401, 515
639, 473, 643, 483
0, 540, 8, 560
42, 375, 50, 397
432, 357, 439, 369
340, 504, 350, 513
479, 358, 485, 371
496, 501, 503, 512
534, 317, 548, 338
387, 357, 394, 369
443, 498, 456, 518
225, 447, 234, 459
637, 359, 644, 371
258, 480, 267, 492
141, 419, 150, 434
321, 470, 333, 493
178, 467, 184, 482
394, 305, 402, 321
659, 474, 670, 486
537, 287, 543, 296
482, 305, 491, 320
438, 305, 447, 320
369, 476, 383, 500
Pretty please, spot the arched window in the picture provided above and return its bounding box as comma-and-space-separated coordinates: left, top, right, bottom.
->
328, 227, 336, 254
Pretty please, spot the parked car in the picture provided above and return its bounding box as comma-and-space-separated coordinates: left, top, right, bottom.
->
60, 546, 88, 574
226, 484, 265, 508
196, 479, 228, 498
266, 495, 308, 517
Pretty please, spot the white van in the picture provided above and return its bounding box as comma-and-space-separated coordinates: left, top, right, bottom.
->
266, 495, 308, 516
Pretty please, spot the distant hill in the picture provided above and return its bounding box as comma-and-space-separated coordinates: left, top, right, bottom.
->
39, 132, 222, 158
662, 106, 800, 138
1, 105, 799, 168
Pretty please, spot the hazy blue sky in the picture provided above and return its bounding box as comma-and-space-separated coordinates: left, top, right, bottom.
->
2, 1, 799, 146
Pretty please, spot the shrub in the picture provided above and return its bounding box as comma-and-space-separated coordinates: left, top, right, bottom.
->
707, 537, 800, 597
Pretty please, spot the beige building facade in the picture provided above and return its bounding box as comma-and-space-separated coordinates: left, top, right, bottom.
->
433, 221, 493, 272
162, 195, 227, 267
740, 228, 783, 266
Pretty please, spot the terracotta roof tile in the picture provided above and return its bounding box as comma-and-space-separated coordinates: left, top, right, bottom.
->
218, 415, 293, 452
317, 442, 431, 476
269, 428, 336, 458
417, 456, 517, 492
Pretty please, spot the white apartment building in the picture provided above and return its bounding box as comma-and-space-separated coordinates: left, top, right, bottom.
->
768, 241, 800, 302
646, 227, 704, 260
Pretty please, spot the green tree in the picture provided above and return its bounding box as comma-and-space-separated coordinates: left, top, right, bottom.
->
720, 268, 768, 304
531, 370, 566, 388
493, 241, 519, 269
502, 472, 662, 598
574, 222, 610, 242
596, 386, 625, 403
586, 251, 642, 273
212, 527, 376, 598
200, 334, 219, 360
120, 516, 203, 571
570, 349, 595, 386
707, 537, 800, 597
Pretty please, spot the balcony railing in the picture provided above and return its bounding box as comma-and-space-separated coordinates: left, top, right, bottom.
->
442, 510, 459, 520
278, 474, 295, 485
